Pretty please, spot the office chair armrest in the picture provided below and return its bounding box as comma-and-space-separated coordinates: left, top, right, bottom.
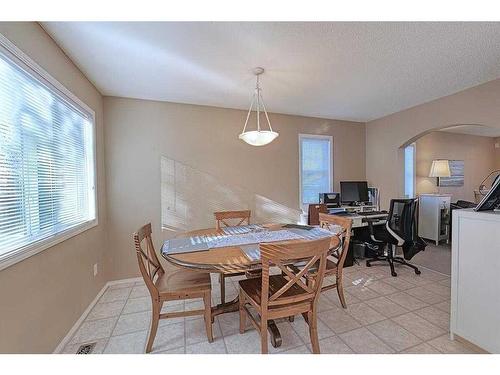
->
363, 218, 385, 243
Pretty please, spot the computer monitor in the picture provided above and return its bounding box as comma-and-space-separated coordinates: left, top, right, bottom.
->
340, 181, 370, 205
475, 176, 500, 211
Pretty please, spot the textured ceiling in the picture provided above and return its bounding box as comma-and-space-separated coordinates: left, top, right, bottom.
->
41, 22, 500, 122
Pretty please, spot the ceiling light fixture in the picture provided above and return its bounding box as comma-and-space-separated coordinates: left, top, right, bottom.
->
239, 67, 279, 146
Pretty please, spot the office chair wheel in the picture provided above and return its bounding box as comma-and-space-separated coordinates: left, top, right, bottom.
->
391, 271, 397, 277
415, 269, 421, 275
366, 261, 371, 267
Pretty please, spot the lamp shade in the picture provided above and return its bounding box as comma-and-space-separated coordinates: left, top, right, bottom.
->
429, 160, 451, 178
239, 130, 279, 146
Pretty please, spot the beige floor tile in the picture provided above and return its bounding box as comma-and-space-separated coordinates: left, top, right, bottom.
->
104, 330, 147, 354
113, 311, 151, 336
70, 317, 117, 344
401, 342, 441, 354
381, 277, 415, 291
122, 297, 151, 314
158, 302, 185, 326
87, 300, 126, 321
129, 285, 149, 298
422, 283, 451, 297
339, 327, 394, 354
224, 330, 261, 354
391, 312, 445, 341
62, 338, 108, 354
99, 287, 132, 303
217, 311, 252, 337
108, 282, 137, 290
414, 306, 450, 330
386, 292, 428, 311
367, 319, 421, 351
185, 317, 222, 345
344, 285, 380, 301
317, 295, 338, 312
433, 300, 451, 314
364, 296, 408, 318
154, 347, 185, 354
290, 315, 335, 342
364, 280, 399, 296
186, 338, 227, 354
346, 302, 386, 325
427, 335, 480, 354
323, 289, 361, 308
317, 336, 354, 354
318, 308, 361, 334
405, 286, 448, 304
268, 321, 305, 354
281, 345, 312, 354
150, 321, 185, 353
439, 278, 451, 288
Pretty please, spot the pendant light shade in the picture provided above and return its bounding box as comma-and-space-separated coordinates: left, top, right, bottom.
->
239, 67, 279, 146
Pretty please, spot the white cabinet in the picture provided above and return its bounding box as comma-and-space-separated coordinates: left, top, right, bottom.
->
451, 209, 500, 353
418, 194, 451, 245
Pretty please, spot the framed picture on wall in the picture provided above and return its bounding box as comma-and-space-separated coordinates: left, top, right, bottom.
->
438, 160, 464, 187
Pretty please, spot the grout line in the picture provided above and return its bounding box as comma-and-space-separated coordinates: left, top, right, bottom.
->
102, 286, 132, 353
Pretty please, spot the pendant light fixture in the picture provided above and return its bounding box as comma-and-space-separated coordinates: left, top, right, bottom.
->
239, 67, 279, 146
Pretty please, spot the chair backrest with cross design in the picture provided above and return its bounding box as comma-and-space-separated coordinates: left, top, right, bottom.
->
318, 213, 352, 272
214, 210, 251, 230
133, 223, 165, 299
258, 237, 331, 310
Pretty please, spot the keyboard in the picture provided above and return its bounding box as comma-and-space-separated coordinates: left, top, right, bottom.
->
360, 210, 388, 217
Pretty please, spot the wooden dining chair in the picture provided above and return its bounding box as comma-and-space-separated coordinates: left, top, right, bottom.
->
214, 210, 252, 304
238, 237, 331, 354
316, 213, 353, 308
133, 223, 213, 353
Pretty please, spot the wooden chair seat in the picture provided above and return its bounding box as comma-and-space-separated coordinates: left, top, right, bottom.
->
155, 266, 212, 296
134, 223, 213, 353
239, 275, 313, 308
238, 238, 331, 353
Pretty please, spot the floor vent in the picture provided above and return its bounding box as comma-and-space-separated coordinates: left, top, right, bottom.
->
76, 343, 96, 354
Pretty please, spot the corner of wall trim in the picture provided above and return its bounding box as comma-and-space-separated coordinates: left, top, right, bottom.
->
52, 277, 142, 354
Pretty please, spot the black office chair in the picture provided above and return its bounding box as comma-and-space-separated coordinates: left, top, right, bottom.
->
364, 198, 427, 277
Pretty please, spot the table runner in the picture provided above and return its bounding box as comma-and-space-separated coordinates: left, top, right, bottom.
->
162, 225, 341, 257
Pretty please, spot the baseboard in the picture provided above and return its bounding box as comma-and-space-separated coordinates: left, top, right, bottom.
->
52, 276, 142, 353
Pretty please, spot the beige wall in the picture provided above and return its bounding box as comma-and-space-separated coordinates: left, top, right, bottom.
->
415, 132, 496, 202
0, 23, 107, 353
103, 97, 366, 280
495, 138, 500, 170
366, 78, 500, 209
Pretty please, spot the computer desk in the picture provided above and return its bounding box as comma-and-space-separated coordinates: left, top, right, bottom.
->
325, 210, 389, 266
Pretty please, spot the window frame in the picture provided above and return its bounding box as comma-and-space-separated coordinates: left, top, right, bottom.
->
298, 133, 334, 211
404, 142, 417, 199
0, 33, 98, 271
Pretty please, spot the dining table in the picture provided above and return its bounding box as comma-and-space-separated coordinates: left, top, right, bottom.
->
161, 222, 341, 348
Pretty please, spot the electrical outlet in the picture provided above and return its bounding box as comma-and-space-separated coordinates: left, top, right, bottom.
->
495, 142, 500, 149
93, 263, 98, 277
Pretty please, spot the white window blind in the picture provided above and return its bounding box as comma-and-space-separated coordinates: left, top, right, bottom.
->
0, 42, 96, 265
404, 143, 416, 198
299, 135, 332, 205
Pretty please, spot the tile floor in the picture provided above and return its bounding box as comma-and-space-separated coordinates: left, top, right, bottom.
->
62, 263, 482, 354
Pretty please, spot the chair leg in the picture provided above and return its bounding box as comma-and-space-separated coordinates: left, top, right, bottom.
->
307, 310, 320, 354
239, 288, 246, 334
203, 292, 213, 343
260, 318, 268, 354
146, 299, 162, 353
219, 273, 226, 304
336, 275, 347, 309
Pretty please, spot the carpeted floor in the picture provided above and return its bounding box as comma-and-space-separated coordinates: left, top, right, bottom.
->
411, 242, 451, 276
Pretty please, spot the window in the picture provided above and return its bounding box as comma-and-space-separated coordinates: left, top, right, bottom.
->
299, 134, 333, 208
404, 143, 416, 198
0, 36, 96, 269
